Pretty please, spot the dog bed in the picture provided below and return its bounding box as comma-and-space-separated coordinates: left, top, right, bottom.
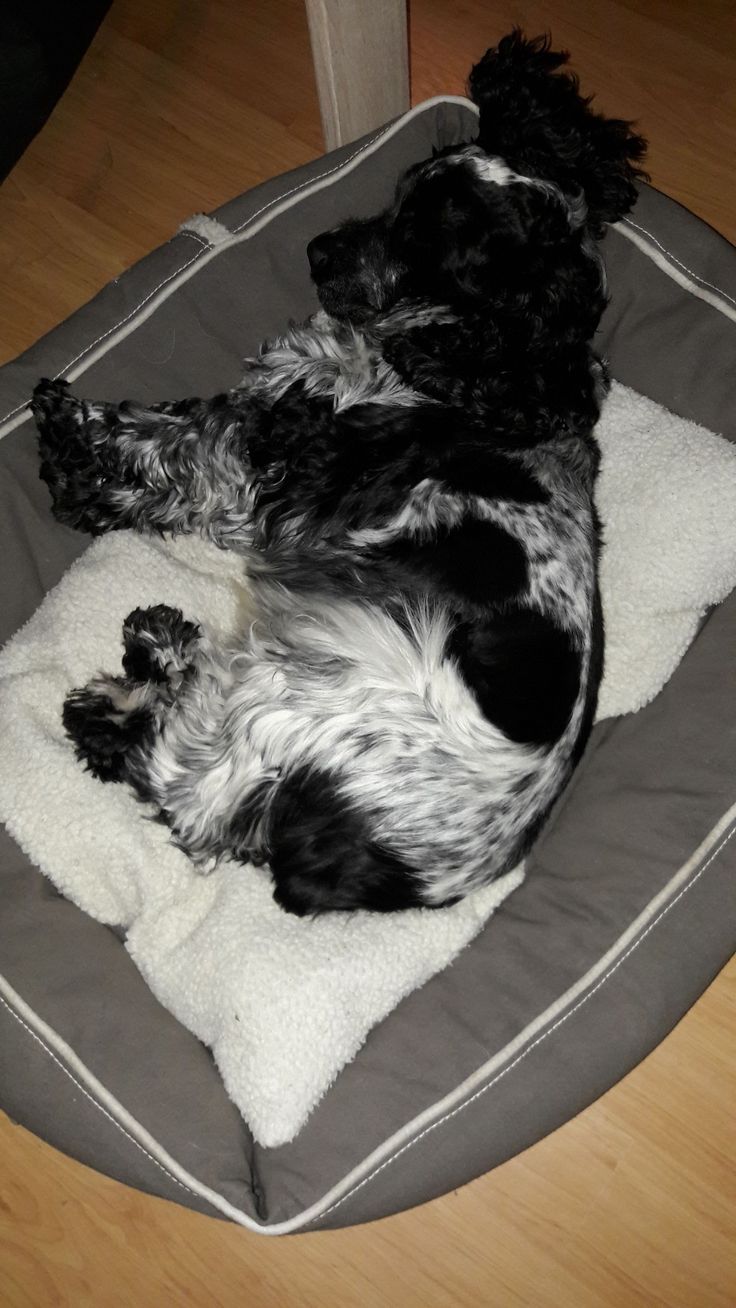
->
1, 98, 735, 1232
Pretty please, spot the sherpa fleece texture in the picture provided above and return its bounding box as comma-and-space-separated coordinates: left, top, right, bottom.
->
0, 383, 734, 1146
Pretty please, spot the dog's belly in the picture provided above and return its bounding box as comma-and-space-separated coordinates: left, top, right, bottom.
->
143, 590, 588, 902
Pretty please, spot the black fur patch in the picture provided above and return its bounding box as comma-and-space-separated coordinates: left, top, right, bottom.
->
389, 518, 528, 608
266, 769, 426, 914
441, 450, 548, 503
122, 605, 200, 684
62, 682, 152, 783
469, 31, 648, 238
449, 606, 582, 744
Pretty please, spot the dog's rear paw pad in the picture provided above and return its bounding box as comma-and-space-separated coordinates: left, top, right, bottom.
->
63, 679, 154, 782
122, 605, 201, 683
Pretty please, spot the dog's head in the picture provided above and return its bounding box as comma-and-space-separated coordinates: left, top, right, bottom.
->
307, 145, 579, 322
307, 32, 646, 331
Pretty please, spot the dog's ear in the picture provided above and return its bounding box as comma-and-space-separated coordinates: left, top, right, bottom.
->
468, 30, 647, 234
382, 319, 488, 405
395, 159, 568, 308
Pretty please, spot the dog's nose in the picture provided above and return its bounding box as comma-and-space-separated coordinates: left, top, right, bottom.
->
307, 234, 333, 277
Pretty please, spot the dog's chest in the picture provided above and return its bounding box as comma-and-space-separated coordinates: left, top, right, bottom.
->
242, 314, 419, 414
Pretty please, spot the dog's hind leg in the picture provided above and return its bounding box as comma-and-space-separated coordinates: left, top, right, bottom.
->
62, 605, 201, 786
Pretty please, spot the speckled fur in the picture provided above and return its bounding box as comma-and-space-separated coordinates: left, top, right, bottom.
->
32, 32, 646, 913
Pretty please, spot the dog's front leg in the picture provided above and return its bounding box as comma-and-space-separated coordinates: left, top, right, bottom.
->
32, 378, 263, 550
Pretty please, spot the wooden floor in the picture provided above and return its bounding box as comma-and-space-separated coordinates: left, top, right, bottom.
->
1, 1, 735, 1304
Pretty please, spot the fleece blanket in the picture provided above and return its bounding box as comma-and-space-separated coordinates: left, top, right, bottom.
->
1, 382, 735, 1147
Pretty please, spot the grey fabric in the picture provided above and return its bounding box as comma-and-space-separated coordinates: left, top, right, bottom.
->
0, 99, 734, 1232
0, 976, 225, 1223
599, 195, 736, 439
309, 591, 736, 1227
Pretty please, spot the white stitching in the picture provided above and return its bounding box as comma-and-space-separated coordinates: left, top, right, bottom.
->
2, 808, 732, 1233
314, 816, 736, 1224
3, 126, 733, 432
1, 396, 30, 430
179, 230, 212, 250
4, 200, 732, 435
231, 123, 395, 236
622, 216, 736, 309
0, 120, 402, 433
59, 250, 204, 377
0, 990, 201, 1202
0, 246, 204, 430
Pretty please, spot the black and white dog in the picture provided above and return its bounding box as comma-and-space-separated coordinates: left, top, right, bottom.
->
32, 34, 646, 915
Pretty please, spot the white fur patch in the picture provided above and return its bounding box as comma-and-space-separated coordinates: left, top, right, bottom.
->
243, 311, 423, 412
467, 154, 518, 187
464, 147, 587, 228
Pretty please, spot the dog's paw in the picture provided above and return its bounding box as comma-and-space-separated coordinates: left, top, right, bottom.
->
122, 605, 201, 688
32, 378, 101, 525
33, 382, 121, 535
31, 376, 81, 426
62, 677, 155, 782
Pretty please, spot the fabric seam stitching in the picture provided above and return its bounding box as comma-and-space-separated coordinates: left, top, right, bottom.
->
0, 244, 204, 429
0, 809, 732, 1233
621, 216, 736, 307
230, 123, 395, 236
0, 991, 203, 1203
179, 230, 212, 251
313, 815, 736, 1224
3, 117, 734, 432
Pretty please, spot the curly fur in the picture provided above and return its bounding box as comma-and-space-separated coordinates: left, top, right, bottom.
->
31, 33, 646, 914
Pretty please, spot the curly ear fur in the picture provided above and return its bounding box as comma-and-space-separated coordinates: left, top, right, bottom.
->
469, 30, 648, 235
382, 315, 606, 444
394, 160, 582, 314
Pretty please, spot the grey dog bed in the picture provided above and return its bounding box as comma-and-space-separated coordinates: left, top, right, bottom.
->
0, 98, 734, 1233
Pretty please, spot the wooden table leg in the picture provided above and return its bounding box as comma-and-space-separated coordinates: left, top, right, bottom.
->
305, 0, 410, 149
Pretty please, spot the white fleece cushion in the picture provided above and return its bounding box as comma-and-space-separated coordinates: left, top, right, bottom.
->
595, 385, 736, 718
0, 383, 734, 1146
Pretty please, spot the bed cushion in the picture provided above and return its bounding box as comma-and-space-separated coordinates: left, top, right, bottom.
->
0, 97, 734, 1233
